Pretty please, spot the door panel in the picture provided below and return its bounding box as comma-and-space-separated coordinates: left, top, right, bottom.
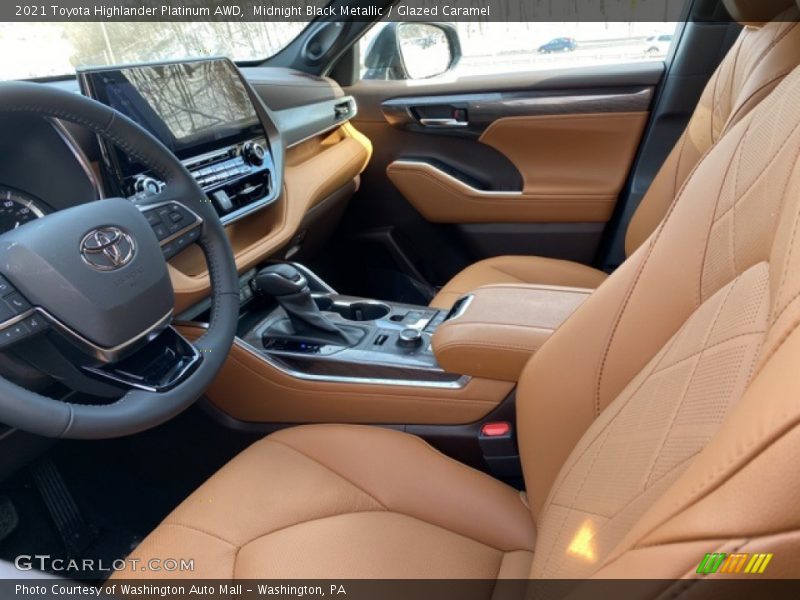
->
339, 64, 663, 300
385, 110, 648, 224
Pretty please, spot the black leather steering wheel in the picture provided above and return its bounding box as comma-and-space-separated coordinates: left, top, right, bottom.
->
0, 81, 239, 439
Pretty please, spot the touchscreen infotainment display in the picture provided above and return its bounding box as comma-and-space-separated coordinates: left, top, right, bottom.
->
80, 58, 265, 176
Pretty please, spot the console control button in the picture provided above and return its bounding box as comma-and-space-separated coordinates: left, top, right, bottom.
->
403, 311, 423, 324
242, 141, 266, 166
264, 338, 321, 354
211, 190, 234, 212
397, 328, 423, 349
425, 312, 447, 332
133, 176, 163, 196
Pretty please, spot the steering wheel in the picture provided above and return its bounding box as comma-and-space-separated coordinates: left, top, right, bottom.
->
0, 82, 239, 439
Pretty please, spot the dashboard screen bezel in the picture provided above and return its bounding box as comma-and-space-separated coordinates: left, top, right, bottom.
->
78, 57, 268, 181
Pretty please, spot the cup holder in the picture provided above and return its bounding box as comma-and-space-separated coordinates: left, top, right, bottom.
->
314, 297, 390, 322
345, 302, 391, 321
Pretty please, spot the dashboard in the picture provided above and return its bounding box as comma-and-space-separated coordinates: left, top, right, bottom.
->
0, 60, 367, 311
79, 58, 282, 230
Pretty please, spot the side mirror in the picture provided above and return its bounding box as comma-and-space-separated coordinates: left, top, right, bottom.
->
363, 22, 462, 81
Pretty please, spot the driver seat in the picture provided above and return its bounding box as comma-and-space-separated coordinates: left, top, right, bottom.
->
117, 34, 800, 584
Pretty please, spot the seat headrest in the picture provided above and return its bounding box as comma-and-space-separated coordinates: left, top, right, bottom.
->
722, 0, 797, 25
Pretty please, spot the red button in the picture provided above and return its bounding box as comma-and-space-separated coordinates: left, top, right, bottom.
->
481, 422, 511, 437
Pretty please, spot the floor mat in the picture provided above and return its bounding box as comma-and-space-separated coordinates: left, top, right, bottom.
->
0, 407, 259, 580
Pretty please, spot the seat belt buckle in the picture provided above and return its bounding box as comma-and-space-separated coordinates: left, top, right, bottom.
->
479, 421, 522, 478
480, 421, 515, 455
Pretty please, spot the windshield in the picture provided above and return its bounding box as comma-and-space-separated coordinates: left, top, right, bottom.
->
0, 22, 308, 80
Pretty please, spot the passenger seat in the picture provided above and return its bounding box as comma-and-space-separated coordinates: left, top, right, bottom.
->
431, 0, 800, 309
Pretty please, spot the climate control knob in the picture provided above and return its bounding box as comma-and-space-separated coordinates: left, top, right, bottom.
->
133, 176, 162, 196
397, 328, 423, 349
242, 141, 266, 166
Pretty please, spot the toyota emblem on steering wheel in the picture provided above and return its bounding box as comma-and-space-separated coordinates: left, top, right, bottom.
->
79, 226, 136, 271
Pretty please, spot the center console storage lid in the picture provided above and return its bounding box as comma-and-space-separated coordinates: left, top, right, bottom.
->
432, 284, 591, 382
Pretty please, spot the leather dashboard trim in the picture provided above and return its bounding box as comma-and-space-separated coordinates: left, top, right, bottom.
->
168, 124, 372, 313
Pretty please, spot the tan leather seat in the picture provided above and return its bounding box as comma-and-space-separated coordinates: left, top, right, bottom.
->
122, 20, 800, 578
431, 1, 800, 310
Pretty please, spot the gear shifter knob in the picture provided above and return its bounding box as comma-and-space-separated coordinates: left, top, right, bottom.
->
253, 264, 358, 346
253, 264, 308, 297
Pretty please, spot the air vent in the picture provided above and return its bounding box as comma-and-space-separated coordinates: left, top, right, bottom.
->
334, 101, 353, 121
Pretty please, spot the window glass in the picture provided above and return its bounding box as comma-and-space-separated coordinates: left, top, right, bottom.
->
0, 22, 308, 80
361, 22, 680, 81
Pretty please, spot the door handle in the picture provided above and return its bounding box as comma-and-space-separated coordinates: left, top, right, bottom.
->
418, 118, 469, 128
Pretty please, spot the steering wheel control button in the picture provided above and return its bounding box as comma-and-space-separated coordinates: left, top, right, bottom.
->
141, 202, 202, 259
0, 303, 15, 323
4, 292, 31, 314
397, 328, 424, 349
0, 321, 31, 348
0, 275, 12, 295
153, 224, 168, 240
172, 230, 197, 252
23, 314, 46, 334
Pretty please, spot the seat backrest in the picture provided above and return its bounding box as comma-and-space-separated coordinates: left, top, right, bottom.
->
518, 8, 800, 580
624, 0, 800, 257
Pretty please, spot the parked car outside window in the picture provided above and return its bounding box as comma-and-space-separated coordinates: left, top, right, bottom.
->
538, 37, 578, 53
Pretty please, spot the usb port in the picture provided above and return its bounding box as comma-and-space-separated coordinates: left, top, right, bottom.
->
374, 334, 388, 346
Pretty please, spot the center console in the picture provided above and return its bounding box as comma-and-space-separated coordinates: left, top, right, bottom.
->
224, 267, 593, 390
79, 57, 281, 229
230, 264, 467, 388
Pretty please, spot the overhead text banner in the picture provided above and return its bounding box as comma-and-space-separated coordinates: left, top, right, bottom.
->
2, 0, 707, 23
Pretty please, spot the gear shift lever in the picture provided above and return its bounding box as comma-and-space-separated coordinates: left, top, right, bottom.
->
253, 265, 357, 345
